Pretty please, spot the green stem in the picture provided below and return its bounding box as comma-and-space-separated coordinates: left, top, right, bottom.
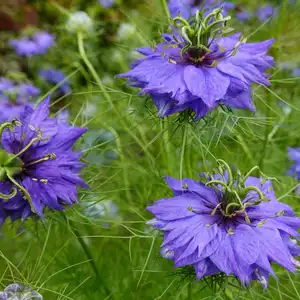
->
64, 213, 111, 297
188, 282, 192, 300
161, 0, 171, 20
258, 102, 271, 170
180, 124, 188, 182
77, 32, 155, 164
161, 119, 172, 174
77, 32, 112, 106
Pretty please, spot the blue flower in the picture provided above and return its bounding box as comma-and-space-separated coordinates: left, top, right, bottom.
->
9, 31, 55, 57
256, 5, 278, 22
147, 161, 300, 287
292, 68, 300, 77
236, 10, 252, 22
119, 9, 274, 119
9, 37, 38, 57
0, 97, 88, 224
0, 77, 40, 123
287, 147, 300, 180
33, 31, 55, 54
98, 0, 114, 8
39, 68, 71, 95
168, 0, 235, 19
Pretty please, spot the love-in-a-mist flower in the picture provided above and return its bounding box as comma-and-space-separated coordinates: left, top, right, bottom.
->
0, 283, 42, 300
9, 31, 55, 57
0, 77, 40, 123
39, 68, 71, 95
0, 97, 87, 225
168, 0, 235, 19
98, 0, 114, 8
256, 4, 278, 22
147, 160, 300, 287
236, 9, 252, 22
119, 8, 274, 120
287, 147, 300, 180
66, 11, 93, 34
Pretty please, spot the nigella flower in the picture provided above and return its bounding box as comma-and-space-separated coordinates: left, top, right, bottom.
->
119, 8, 274, 120
236, 10, 252, 22
98, 0, 114, 8
9, 37, 38, 57
292, 68, 300, 77
147, 160, 300, 287
287, 147, 300, 180
256, 5, 278, 22
32, 31, 55, 54
168, 0, 235, 19
39, 68, 71, 96
9, 31, 55, 57
0, 77, 40, 123
0, 283, 42, 299
0, 97, 88, 224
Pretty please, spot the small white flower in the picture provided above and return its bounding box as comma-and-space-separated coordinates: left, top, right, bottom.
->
1, 283, 42, 300
84, 200, 119, 220
66, 11, 93, 34
82, 102, 97, 118
117, 23, 136, 41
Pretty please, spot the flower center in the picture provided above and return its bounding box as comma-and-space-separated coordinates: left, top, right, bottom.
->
0, 120, 56, 213
0, 149, 23, 180
206, 160, 272, 223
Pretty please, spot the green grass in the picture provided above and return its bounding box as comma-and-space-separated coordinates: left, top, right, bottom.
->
1, 0, 300, 299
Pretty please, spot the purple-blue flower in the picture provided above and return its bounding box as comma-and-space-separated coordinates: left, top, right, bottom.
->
39, 68, 71, 95
287, 147, 300, 180
256, 5, 278, 22
98, 0, 114, 8
147, 161, 300, 287
119, 9, 274, 119
0, 97, 87, 225
0, 77, 40, 123
9, 31, 55, 57
33, 31, 55, 54
292, 68, 300, 77
9, 37, 38, 57
236, 10, 252, 22
168, 0, 235, 18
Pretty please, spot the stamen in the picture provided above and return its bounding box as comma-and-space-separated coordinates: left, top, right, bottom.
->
40, 179, 48, 184
257, 219, 266, 228
25, 153, 56, 167
276, 210, 285, 217
8, 135, 42, 162
227, 227, 234, 235
28, 124, 36, 131
168, 58, 177, 64
211, 202, 222, 216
